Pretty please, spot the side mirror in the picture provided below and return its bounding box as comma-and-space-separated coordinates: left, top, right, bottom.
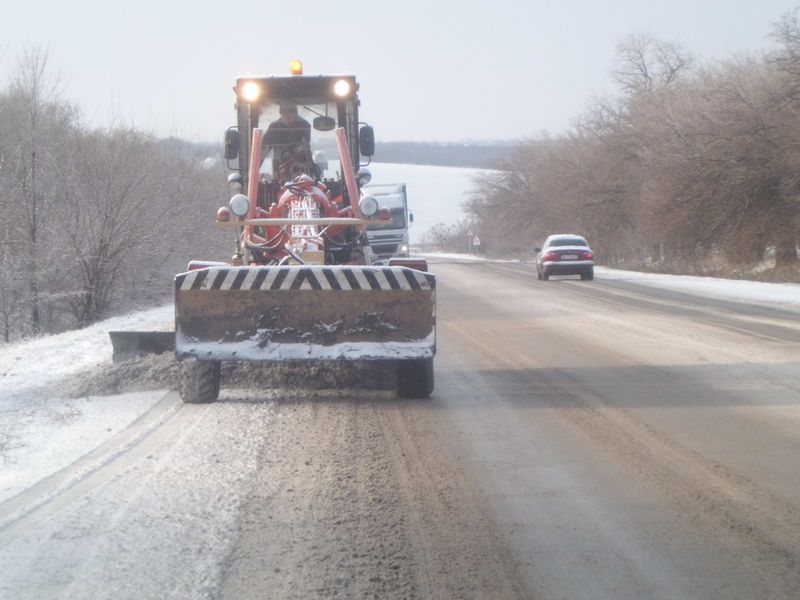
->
224, 129, 240, 160
534, 247, 541, 253
409, 212, 414, 224
359, 125, 375, 157
313, 116, 336, 131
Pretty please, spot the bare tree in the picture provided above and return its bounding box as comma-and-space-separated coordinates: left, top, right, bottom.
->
613, 34, 692, 95
770, 9, 800, 81
0, 238, 25, 342
53, 128, 187, 325
421, 223, 456, 251
0, 47, 77, 335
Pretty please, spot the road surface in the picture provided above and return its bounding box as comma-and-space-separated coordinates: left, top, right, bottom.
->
1, 257, 798, 599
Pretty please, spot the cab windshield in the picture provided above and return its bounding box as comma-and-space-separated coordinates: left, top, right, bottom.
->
257, 100, 339, 181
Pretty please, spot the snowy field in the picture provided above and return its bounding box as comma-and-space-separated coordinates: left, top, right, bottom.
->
1, 257, 798, 508
368, 163, 485, 243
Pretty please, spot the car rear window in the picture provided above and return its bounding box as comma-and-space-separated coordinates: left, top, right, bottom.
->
549, 238, 587, 247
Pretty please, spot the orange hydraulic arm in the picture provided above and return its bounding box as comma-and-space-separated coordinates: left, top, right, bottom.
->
335, 127, 364, 224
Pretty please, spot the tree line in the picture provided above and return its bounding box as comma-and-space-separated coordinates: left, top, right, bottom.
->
0, 49, 230, 342
463, 12, 800, 278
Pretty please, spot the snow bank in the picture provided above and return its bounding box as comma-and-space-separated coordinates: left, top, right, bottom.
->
0, 305, 174, 503
597, 267, 800, 311
0, 305, 173, 395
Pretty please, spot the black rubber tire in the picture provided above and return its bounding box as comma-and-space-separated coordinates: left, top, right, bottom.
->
537, 269, 543, 280
396, 358, 434, 399
542, 270, 550, 281
581, 269, 594, 281
179, 359, 221, 404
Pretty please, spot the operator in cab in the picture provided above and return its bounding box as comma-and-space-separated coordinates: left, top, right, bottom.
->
262, 102, 311, 175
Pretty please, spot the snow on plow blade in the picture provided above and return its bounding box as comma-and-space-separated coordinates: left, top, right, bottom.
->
175, 265, 436, 361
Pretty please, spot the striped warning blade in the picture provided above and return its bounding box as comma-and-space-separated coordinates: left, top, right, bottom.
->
175, 265, 436, 361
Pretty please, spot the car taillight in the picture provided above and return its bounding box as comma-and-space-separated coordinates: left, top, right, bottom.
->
544, 251, 559, 261
582, 251, 593, 259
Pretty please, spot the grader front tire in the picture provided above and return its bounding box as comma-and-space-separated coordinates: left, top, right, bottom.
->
179, 359, 221, 404
396, 358, 434, 399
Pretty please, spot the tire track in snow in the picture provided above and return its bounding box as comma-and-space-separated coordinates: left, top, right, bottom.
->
0, 392, 274, 600
0, 391, 181, 544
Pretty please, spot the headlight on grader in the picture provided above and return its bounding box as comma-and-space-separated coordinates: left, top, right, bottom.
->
334, 79, 351, 97
241, 81, 262, 102
358, 195, 379, 217
229, 193, 250, 218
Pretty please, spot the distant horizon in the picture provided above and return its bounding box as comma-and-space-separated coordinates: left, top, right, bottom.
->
160, 134, 519, 146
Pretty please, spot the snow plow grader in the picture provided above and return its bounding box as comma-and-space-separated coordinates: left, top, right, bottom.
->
172, 63, 435, 402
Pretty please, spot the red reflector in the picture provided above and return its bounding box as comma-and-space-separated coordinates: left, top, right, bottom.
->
389, 258, 428, 272
583, 251, 594, 259
216, 207, 232, 222
187, 261, 228, 271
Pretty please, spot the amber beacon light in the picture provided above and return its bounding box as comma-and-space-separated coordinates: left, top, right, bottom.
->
290, 60, 303, 75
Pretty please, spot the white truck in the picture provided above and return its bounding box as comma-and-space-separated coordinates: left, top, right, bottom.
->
363, 182, 412, 259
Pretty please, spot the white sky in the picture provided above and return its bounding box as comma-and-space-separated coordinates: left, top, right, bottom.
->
0, 0, 797, 142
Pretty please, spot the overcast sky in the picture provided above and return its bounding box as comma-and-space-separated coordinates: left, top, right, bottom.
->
1, 0, 797, 143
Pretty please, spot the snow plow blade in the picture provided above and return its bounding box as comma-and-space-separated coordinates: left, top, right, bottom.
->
175, 265, 436, 361
109, 331, 175, 363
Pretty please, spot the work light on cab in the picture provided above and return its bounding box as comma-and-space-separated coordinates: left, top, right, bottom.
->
357, 168, 372, 186
227, 172, 243, 191
241, 81, 261, 102
334, 79, 351, 97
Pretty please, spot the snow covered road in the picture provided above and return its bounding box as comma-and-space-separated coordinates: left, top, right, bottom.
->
1, 392, 272, 600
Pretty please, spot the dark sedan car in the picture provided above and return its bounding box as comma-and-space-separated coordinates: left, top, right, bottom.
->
535, 234, 595, 280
